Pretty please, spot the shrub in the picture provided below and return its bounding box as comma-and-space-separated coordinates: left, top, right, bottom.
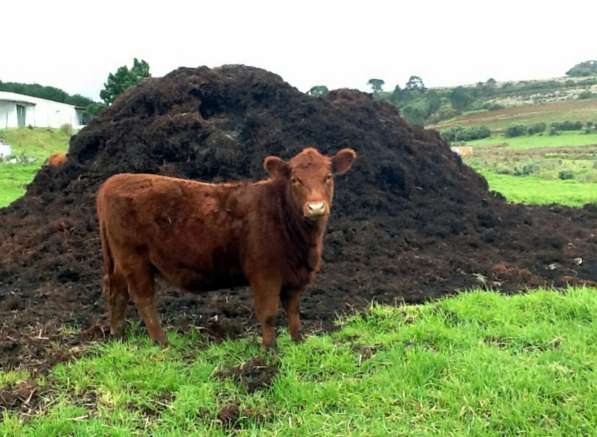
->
505, 125, 527, 137
60, 123, 74, 137
483, 102, 505, 111
558, 170, 575, 180
513, 162, 540, 176
473, 126, 491, 139
549, 126, 559, 135
578, 90, 595, 100
441, 126, 491, 142
527, 122, 546, 135
441, 127, 463, 142
550, 121, 583, 131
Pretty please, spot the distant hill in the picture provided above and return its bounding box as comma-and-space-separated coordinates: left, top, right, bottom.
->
367, 72, 597, 127
0, 80, 96, 108
430, 98, 597, 132
566, 60, 597, 77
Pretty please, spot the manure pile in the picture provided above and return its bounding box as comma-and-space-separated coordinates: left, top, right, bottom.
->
1, 65, 596, 370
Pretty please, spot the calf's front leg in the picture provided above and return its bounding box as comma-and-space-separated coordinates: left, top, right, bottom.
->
250, 277, 282, 349
281, 288, 304, 343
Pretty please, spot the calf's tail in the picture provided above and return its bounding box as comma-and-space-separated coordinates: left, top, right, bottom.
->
97, 197, 114, 298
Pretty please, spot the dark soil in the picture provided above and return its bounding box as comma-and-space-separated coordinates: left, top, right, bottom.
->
1, 65, 596, 372
217, 403, 241, 427
0, 380, 40, 414
215, 356, 278, 393
217, 402, 271, 430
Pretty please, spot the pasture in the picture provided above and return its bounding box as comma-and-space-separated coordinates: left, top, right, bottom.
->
2, 4, 597, 436
478, 169, 597, 207
1, 113, 595, 434
465, 131, 597, 149
2, 288, 596, 435
0, 128, 70, 207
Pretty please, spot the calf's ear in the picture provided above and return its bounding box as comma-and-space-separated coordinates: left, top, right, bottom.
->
331, 148, 357, 175
264, 156, 290, 178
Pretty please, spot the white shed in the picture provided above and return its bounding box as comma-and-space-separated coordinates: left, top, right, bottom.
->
0, 91, 88, 129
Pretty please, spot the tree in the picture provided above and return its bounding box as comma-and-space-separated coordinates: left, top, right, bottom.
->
390, 85, 403, 104
367, 78, 385, 94
401, 103, 427, 125
485, 78, 497, 88
65, 94, 94, 107
566, 60, 597, 77
425, 91, 441, 114
86, 102, 107, 116
405, 75, 426, 93
0, 81, 100, 116
449, 86, 474, 112
307, 85, 329, 97
100, 58, 151, 105
0, 81, 68, 103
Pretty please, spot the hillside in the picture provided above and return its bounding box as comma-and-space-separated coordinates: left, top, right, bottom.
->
370, 72, 597, 126
432, 98, 597, 131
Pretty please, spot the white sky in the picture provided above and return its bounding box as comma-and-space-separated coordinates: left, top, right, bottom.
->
2, 1, 596, 100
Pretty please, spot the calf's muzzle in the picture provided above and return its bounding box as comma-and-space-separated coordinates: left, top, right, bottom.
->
305, 201, 328, 219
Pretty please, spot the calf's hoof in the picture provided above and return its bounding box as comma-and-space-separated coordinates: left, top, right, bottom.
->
261, 339, 278, 351
153, 336, 170, 348
110, 325, 126, 339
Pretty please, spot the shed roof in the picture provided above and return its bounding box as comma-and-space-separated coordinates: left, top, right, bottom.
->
0, 91, 39, 104
0, 91, 77, 108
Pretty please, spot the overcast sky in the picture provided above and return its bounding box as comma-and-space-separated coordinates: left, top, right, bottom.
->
3, 1, 596, 101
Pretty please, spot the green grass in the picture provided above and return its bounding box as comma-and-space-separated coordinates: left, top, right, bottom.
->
478, 168, 597, 206
0, 127, 71, 160
0, 164, 42, 207
2, 288, 596, 435
465, 131, 597, 149
0, 128, 70, 207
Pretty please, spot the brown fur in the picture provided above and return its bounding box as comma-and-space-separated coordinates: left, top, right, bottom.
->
96, 147, 356, 347
46, 153, 67, 167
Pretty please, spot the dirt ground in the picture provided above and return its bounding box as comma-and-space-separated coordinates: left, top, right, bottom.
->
1, 65, 596, 374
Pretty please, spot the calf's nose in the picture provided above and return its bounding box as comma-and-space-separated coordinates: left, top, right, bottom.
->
306, 201, 327, 217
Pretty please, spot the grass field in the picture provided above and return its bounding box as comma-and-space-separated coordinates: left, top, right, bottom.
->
1, 113, 596, 435
432, 98, 597, 132
465, 131, 597, 149
0, 164, 41, 207
1, 288, 595, 435
0, 128, 70, 207
477, 168, 597, 206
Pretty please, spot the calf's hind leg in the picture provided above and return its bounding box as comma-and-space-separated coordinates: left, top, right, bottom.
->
125, 263, 168, 346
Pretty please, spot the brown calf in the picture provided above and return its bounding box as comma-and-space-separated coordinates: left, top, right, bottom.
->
46, 153, 67, 167
96, 147, 356, 347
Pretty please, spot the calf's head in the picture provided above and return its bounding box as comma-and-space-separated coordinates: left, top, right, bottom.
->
264, 147, 357, 221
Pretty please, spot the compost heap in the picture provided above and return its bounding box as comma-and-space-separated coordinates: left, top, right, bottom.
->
1, 65, 596, 370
